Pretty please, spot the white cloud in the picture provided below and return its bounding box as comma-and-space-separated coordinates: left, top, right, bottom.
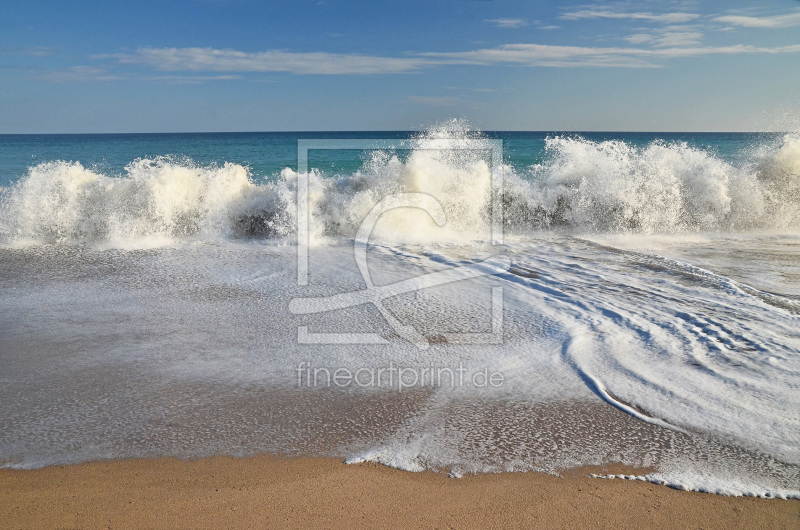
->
485, 18, 529, 29
422, 42, 800, 68
714, 11, 800, 29
625, 33, 653, 45
652, 30, 704, 48
37, 65, 241, 83
624, 24, 704, 48
648, 44, 800, 59
562, 10, 701, 24
85, 39, 800, 82
423, 44, 659, 68
101, 47, 432, 75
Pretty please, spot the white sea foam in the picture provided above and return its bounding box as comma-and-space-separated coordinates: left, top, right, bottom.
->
2, 126, 799, 498
503, 134, 800, 233
591, 471, 800, 500
0, 158, 294, 247
1, 236, 798, 496
333, 238, 799, 497
1, 128, 798, 247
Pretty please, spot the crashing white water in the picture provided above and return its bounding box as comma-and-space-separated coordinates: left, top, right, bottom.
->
1, 128, 799, 246
1, 125, 799, 498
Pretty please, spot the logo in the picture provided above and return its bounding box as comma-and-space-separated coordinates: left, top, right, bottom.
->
289, 138, 506, 349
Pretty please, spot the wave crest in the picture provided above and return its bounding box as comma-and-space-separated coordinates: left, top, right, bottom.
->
0, 157, 295, 246
503, 134, 800, 233
1, 130, 799, 247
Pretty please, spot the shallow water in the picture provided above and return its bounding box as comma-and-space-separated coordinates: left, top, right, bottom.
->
1, 126, 799, 497
0, 236, 798, 498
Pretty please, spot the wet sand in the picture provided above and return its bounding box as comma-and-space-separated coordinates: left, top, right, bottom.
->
1, 456, 797, 528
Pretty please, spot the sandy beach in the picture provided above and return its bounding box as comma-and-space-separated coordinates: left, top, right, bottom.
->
1, 456, 797, 528
3, 1, 800, 528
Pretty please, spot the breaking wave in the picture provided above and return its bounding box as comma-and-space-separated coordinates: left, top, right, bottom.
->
1, 125, 799, 247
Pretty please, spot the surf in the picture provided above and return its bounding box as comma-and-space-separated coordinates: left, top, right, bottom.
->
1, 126, 798, 248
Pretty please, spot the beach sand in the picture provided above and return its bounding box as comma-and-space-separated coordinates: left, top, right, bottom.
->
1, 456, 797, 528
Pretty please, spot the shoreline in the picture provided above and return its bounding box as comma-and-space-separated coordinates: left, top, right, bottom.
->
1, 455, 797, 528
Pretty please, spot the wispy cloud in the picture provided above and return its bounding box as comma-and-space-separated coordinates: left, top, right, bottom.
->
62, 34, 800, 84
485, 18, 529, 29
624, 33, 652, 45
37, 65, 240, 83
625, 26, 704, 48
424, 44, 656, 68
101, 47, 432, 75
561, 10, 701, 24
654, 30, 704, 48
714, 10, 800, 29
422, 42, 800, 68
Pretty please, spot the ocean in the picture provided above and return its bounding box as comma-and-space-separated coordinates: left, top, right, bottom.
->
1, 123, 798, 498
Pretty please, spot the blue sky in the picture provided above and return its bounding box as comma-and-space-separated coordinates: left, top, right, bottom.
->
1, 0, 799, 132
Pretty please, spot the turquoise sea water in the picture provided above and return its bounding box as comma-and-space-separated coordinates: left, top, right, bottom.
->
0, 131, 780, 188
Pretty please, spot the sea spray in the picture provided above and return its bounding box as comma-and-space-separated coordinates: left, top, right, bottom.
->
503, 134, 800, 233
0, 158, 295, 246
1, 128, 800, 497
1, 128, 798, 247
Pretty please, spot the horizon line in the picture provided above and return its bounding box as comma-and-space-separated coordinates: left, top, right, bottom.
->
0, 129, 790, 136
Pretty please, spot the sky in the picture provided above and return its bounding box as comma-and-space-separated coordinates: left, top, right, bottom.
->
0, 0, 799, 133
